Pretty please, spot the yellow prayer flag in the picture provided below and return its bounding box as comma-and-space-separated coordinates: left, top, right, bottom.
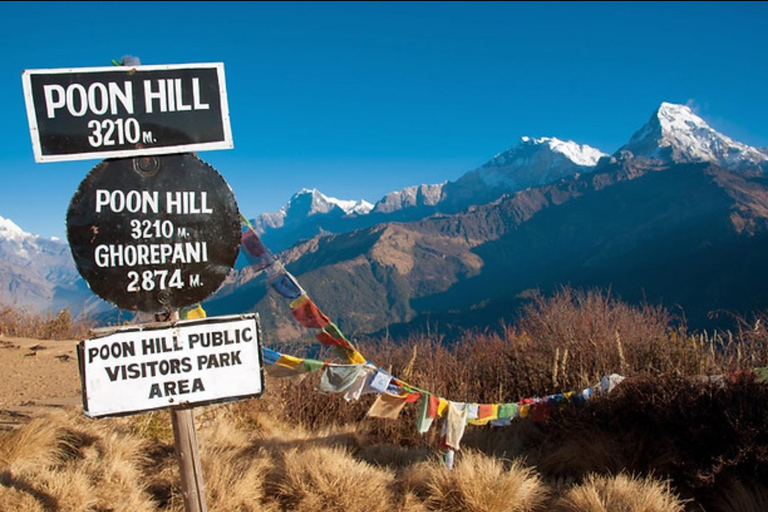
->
276, 354, 303, 369
437, 398, 449, 417
347, 349, 367, 365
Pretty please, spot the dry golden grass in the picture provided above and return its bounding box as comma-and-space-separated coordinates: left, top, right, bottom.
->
0, 410, 156, 512
553, 473, 684, 512
265, 445, 395, 512
0, 304, 92, 340
2, 289, 767, 511
402, 451, 548, 512
703, 477, 768, 512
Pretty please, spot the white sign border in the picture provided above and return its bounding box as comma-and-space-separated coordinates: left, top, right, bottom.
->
22, 62, 234, 163
78, 313, 263, 419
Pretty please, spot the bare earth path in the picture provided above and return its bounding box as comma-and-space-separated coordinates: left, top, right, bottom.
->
0, 336, 82, 429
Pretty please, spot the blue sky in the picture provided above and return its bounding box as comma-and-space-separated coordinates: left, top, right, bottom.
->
2, 1, 766, 240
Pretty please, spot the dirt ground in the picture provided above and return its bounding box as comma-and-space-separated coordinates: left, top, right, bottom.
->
0, 336, 82, 429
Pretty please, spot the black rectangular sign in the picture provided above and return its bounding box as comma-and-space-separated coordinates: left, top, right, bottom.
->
22, 63, 233, 163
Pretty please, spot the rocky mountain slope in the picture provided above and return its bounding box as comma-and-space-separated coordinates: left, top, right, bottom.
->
0, 216, 107, 317
208, 103, 768, 339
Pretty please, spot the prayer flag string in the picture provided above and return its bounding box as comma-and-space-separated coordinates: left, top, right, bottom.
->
237, 217, 625, 466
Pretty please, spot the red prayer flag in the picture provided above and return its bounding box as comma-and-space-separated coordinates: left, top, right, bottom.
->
477, 403, 495, 420
290, 296, 330, 329
405, 391, 422, 404
427, 394, 440, 419
531, 401, 551, 422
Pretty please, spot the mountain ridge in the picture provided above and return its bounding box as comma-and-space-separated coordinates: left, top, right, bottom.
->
4, 101, 768, 334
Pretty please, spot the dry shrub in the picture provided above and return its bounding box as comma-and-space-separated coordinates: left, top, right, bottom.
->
553, 473, 684, 512
536, 427, 629, 483
512, 286, 712, 393
264, 444, 395, 512
0, 416, 67, 471
0, 304, 92, 340
405, 451, 547, 512
705, 477, 768, 512
0, 410, 156, 512
359, 442, 434, 470
0, 484, 45, 512
201, 445, 273, 512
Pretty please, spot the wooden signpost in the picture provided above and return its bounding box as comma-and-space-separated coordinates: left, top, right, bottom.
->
23, 57, 256, 512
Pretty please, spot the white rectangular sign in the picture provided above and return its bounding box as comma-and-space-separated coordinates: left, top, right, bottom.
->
22, 62, 233, 163
78, 314, 263, 418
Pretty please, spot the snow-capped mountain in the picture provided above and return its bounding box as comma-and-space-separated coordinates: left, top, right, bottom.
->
372, 183, 446, 214
619, 102, 768, 169
287, 188, 373, 217
478, 136, 607, 187
250, 188, 373, 235
0, 216, 75, 280
439, 136, 607, 212
0, 215, 79, 312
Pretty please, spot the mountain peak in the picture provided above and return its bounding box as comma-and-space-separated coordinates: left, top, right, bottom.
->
620, 102, 768, 168
0, 215, 29, 242
459, 136, 606, 192
506, 136, 607, 167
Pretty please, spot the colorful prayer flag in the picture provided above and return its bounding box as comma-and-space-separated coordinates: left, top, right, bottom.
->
290, 294, 331, 329
317, 365, 365, 393
269, 271, 304, 299
241, 228, 276, 272
366, 392, 410, 419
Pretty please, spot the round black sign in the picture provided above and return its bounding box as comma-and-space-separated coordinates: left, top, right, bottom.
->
66, 153, 241, 312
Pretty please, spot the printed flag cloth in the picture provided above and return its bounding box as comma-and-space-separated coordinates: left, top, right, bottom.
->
367, 391, 414, 419
490, 403, 519, 427
437, 398, 449, 417
317, 364, 365, 393
468, 404, 499, 426
267, 356, 325, 381
180, 304, 206, 319
443, 402, 469, 450
269, 271, 304, 300
276, 354, 303, 369
369, 369, 393, 393
531, 401, 551, 422
428, 394, 441, 418
290, 295, 331, 329
262, 347, 281, 366
241, 227, 276, 272
267, 364, 309, 381
315, 323, 353, 349
416, 393, 438, 434
344, 366, 377, 402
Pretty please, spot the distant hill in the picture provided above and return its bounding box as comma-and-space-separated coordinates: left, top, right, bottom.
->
207, 103, 768, 339
4, 102, 768, 338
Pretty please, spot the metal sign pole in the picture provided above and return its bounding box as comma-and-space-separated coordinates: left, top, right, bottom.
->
168, 310, 208, 512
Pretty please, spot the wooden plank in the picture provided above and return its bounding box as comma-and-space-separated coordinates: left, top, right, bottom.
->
171, 407, 208, 512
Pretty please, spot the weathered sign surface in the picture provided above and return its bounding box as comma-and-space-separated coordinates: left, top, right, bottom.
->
22, 63, 232, 162
66, 153, 241, 312
79, 314, 263, 418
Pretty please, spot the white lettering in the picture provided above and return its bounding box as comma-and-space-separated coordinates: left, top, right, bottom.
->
94, 190, 159, 214
175, 78, 191, 111
144, 79, 167, 113
93, 242, 209, 268
109, 81, 134, 115
192, 78, 210, 110
43, 84, 66, 119
66, 84, 88, 117
87, 82, 109, 116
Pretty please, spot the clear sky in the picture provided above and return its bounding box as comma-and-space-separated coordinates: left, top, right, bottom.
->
1, 1, 766, 240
